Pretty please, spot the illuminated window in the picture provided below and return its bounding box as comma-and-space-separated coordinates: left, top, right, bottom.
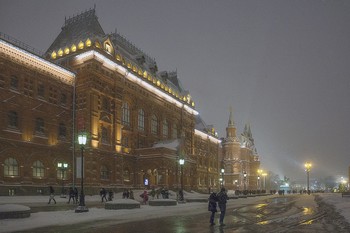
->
85, 38, 92, 47
32, 160, 45, 178
8, 111, 18, 129
58, 123, 66, 138
163, 119, 169, 138
4, 157, 19, 177
78, 41, 84, 49
64, 47, 70, 55
35, 118, 45, 134
105, 42, 112, 54
151, 114, 158, 135
122, 102, 130, 126
71, 44, 77, 52
138, 109, 145, 131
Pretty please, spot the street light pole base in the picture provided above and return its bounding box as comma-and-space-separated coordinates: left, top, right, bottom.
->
75, 205, 89, 213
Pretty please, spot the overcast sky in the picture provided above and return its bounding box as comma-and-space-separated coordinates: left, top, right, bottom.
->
1, 0, 349, 183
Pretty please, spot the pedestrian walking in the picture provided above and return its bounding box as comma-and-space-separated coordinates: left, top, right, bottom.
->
208, 192, 218, 226
67, 187, 75, 204
217, 187, 229, 226
140, 190, 148, 205
48, 186, 56, 204
100, 188, 107, 202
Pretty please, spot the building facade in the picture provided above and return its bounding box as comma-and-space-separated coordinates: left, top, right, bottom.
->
221, 109, 261, 192
0, 9, 222, 195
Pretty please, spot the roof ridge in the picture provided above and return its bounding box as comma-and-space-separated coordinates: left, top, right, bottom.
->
64, 7, 96, 28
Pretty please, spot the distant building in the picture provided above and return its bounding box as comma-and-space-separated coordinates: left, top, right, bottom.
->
221, 109, 261, 191
0, 8, 222, 195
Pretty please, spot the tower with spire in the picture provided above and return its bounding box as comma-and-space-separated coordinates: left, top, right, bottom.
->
221, 108, 261, 192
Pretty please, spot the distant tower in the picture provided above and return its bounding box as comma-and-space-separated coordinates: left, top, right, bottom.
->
221, 107, 241, 190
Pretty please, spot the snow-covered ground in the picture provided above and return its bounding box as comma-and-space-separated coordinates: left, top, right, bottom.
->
0, 192, 349, 233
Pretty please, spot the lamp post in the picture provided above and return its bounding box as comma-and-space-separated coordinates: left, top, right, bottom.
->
262, 173, 267, 192
257, 175, 260, 192
305, 162, 312, 195
179, 158, 185, 201
76, 132, 88, 213
57, 162, 68, 198
243, 171, 247, 193
221, 168, 225, 187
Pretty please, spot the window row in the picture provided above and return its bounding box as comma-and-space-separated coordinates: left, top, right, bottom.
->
3, 157, 131, 182
7, 111, 67, 138
122, 103, 178, 139
6, 75, 69, 105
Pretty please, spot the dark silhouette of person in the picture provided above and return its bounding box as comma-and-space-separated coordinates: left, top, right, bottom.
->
208, 192, 218, 226
48, 186, 56, 204
217, 187, 229, 226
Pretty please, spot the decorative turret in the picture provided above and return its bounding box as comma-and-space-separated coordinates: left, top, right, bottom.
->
225, 107, 239, 142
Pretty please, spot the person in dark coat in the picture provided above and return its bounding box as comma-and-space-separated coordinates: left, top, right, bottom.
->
67, 187, 75, 204
100, 188, 107, 202
48, 186, 56, 204
208, 192, 218, 226
217, 187, 229, 226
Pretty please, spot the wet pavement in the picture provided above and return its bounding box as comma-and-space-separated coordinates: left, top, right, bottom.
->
13, 194, 350, 233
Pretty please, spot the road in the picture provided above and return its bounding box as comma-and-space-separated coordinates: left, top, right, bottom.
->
13, 194, 350, 233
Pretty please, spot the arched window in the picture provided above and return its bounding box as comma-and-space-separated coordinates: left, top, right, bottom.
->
100, 165, 109, 180
58, 123, 66, 138
151, 114, 158, 135
162, 119, 168, 138
4, 157, 19, 177
122, 102, 130, 126
101, 126, 108, 144
32, 160, 45, 178
138, 109, 145, 131
172, 124, 178, 139
8, 111, 18, 128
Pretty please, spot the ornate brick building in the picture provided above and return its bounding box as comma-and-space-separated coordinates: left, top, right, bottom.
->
0, 8, 221, 195
221, 109, 261, 192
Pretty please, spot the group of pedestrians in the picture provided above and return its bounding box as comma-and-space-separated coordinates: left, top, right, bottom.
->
208, 187, 229, 226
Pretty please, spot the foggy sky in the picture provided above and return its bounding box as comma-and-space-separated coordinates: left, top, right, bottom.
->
1, 0, 350, 183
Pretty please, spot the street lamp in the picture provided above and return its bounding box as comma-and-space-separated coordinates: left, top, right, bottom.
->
57, 162, 68, 198
243, 171, 247, 192
179, 158, 185, 201
221, 168, 225, 187
262, 173, 267, 192
76, 132, 88, 213
305, 162, 312, 195
257, 175, 260, 192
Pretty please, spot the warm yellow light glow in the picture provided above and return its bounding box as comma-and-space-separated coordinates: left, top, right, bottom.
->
58, 49, 63, 56
73, 50, 199, 115
71, 44, 77, 52
116, 54, 121, 61
78, 41, 84, 49
143, 71, 147, 78
127, 63, 132, 69
95, 41, 101, 48
85, 38, 92, 47
191, 102, 195, 107
194, 129, 221, 143
51, 51, 57, 59
64, 47, 70, 55
304, 162, 312, 171
156, 80, 160, 86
